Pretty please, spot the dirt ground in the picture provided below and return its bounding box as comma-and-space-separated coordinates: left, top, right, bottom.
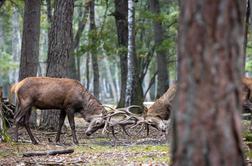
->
0, 117, 170, 166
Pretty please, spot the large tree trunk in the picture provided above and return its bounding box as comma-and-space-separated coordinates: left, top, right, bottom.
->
89, 1, 100, 98
125, 0, 143, 109
19, 0, 41, 128
114, 0, 128, 108
172, 1, 245, 165
40, 0, 74, 131
149, 0, 169, 98
19, 0, 40, 80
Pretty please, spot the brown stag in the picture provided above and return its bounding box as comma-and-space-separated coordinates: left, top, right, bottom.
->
11, 77, 109, 144
241, 77, 252, 113
131, 83, 176, 135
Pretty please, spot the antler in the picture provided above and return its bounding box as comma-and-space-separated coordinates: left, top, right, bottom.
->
101, 105, 145, 137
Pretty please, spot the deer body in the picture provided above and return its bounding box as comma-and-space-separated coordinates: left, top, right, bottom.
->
12, 77, 106, 144
144, 83, 176, 133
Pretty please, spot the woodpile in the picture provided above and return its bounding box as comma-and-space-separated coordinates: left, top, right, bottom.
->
0, 87, 15, 130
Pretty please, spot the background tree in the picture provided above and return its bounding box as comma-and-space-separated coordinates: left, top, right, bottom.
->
149, 0, 169, 98
172, 0, 245, 165
19, 0, 40, 81
19, 0, 41, 127
125, 0, 143, 108
114, 0, 128, 108
40, 0, 74, 130
89, 0, 100, 98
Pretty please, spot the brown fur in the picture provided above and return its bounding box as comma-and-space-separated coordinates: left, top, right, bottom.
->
13, 77, 106, 144
144, 83, 176, 133
146, 83, 176, 120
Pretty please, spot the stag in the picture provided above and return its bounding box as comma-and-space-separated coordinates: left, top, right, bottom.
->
241, 77, 252, 112
11, 77, 110, 145
132, 83, 176, 135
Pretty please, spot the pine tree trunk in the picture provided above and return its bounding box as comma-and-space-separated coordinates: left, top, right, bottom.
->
172, 1, 245, 165
125, 0, 143, 109
89, 1, 100, 98
40, 0, 74, 131
19, 0, 41, 128
86, 54, 90, 91
149, 0, 169, 98
114, 0, 128, 108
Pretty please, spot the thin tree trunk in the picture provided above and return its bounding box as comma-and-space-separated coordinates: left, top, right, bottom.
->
104, 57, 118, 103
11, 8, 21, 83
243, 0, 249, 73
172, 1, 245, 165
114, 0, 128, 108
0, 17, 4, 47
86, 54, 90, 91
89, 0, 100, 98
149, 0, 169, 98
19, 0, 41, 128
40, 0, 74, 131
125, 0, 143, 109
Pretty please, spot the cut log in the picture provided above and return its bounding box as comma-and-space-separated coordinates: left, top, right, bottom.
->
23, 149, 74, 157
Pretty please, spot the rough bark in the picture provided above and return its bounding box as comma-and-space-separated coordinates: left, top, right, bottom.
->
89, 0, 100, 98
41, 0, 74, 131
172, 1, 245, 165
114, 0, 128, 108
19, 0, 40, 80
125, 0, 143, 109
19, 0, 41, 128
149, 0, 169, 99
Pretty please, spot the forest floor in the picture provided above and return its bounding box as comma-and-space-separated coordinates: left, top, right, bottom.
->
0, 117, 170, 166
1, 117, 252, 165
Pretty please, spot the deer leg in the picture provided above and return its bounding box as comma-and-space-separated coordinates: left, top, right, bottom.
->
55, 110, 66, 143
24, 109, 38, 144
66, 109, 78, 145
14, 121, 19, 142
145, 124, 150, 136
111, 126, 119, 140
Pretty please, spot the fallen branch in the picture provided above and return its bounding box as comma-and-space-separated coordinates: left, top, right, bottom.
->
23, 149, 74, 157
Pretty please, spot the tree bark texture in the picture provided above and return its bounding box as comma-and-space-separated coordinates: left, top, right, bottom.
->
46, 0, 74, 78
149, 0, 169, 99
114, 0, 128, 108
172, 1, 245, 166
19, 0, 41, 128
89, 0, 100, 98
19, 0, 40, 80
41, 0, 74, 131
125, 0, 143, 108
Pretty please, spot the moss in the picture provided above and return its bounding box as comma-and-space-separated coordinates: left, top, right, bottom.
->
243, 132, 252, 142
245, 150, 252, 159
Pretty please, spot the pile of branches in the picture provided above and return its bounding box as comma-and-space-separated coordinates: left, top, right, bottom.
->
0, 97, 15, 128
0, 87, 15, 130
